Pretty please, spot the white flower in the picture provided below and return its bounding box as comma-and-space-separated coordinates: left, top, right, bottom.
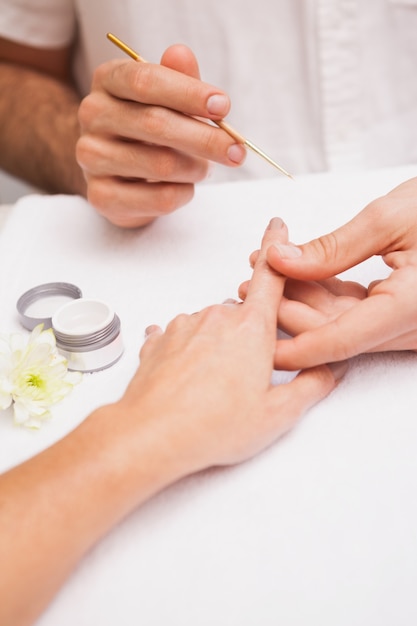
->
0, 324, 82, 429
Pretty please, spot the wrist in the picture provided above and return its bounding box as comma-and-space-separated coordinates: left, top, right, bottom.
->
83, 402, 197, 511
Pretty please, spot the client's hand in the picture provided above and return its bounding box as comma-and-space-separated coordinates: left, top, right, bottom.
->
0, 220, 346, 624
0, 217, 345, 626
117, 217, 343, 469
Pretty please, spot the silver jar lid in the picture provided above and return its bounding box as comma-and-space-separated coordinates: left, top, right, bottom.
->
16, 283, 123, 372
17, 282, 82, 331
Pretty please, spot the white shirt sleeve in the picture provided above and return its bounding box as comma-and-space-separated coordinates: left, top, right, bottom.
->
0, 0, 77, 48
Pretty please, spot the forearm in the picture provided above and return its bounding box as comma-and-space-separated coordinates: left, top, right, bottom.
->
0, 62, 86, 195
0, 403, 188, 626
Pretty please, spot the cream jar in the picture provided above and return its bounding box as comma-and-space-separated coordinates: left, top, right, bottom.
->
17, 282, 123, 372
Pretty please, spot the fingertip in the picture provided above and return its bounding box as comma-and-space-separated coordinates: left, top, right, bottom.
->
144, 324, 163, 338
259, 218, 290, 261
227, 143, 247, 165
160, 44, 200, 78
267, 217, 285, 230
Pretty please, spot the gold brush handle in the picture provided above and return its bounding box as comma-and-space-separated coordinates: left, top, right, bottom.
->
106, 32, 293, 178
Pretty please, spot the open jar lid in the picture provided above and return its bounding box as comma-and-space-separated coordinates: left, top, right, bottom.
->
16, 282, 123, 372
17, 282, 83, 330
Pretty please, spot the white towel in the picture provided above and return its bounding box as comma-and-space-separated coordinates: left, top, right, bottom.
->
1, 166, 417, 626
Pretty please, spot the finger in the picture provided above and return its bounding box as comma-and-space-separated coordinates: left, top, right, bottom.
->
244, 218, 289, 317
274, 287, 413, 369
284, 279, 335, 308
263, 362, 346, 439
277, 279, 365, 337
365, 328, 417, 352
144, 324, 163, 337
277, 321, 417, 359
86, 178, 195, 228
78, 134, 210, 182
383, 248, 417, 271
78, 97, 243, 167
283, 278, 364, 312
277, 297, 327, 335
368, 279, 383, 294
139, 324, 164, 359
315, 277, 368, 299
160, 44, 201, 79
239, 281, 326, 317
96, 58, 230, 121
265, 197, 395, 281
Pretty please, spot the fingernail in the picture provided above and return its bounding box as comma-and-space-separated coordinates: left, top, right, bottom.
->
327, 360, 349, 382
267, 217, 284, 230
207, 94, 229, 116
227, 144, 246, 164
144, 324, 162, 337
273, 243, 302, 259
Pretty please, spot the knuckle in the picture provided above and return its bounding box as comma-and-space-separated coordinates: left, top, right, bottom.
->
153, 183, 195, 215
75, 135, 97, 170
76, 135, 112, 175
86, 179, 111, 213
151, 148, 210, 184
153, 151, 181, 180
77, 95, 95, 129
87, 178, 194, 226
198, 124, 221, 155
75, 137, 88, 169
139, 106, 168, 139
77, 92, 105, 132
166, 313, 190, 332
312, 231, 340, 263
130, 63, 156, 96
205, 304, 227, 319
94, 60, 110, 81
90, 61, 109, 90
195, 159, 211, 181
86, 187, 137, 228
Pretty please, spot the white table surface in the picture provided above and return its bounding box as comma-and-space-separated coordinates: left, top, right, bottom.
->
1, 165, 417, 626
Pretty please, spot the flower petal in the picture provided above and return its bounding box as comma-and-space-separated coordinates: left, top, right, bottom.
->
0, 324, 82, 428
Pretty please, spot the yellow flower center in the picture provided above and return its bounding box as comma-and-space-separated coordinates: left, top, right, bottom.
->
26, 373, 45, 390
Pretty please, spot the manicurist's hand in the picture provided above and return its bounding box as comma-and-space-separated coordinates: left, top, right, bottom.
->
76, 44, 246, 228
263, 177, 417, 369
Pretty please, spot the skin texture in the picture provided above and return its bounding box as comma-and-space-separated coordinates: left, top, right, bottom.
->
0, 38, 86, 195
76, 45, 246, 227
0, 37, 244, 227
239, 177, 417, 369
0, 219, 343, 626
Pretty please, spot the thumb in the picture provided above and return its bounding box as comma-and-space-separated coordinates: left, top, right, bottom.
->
160, 44, 201, 79
266, 198, 389, 280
